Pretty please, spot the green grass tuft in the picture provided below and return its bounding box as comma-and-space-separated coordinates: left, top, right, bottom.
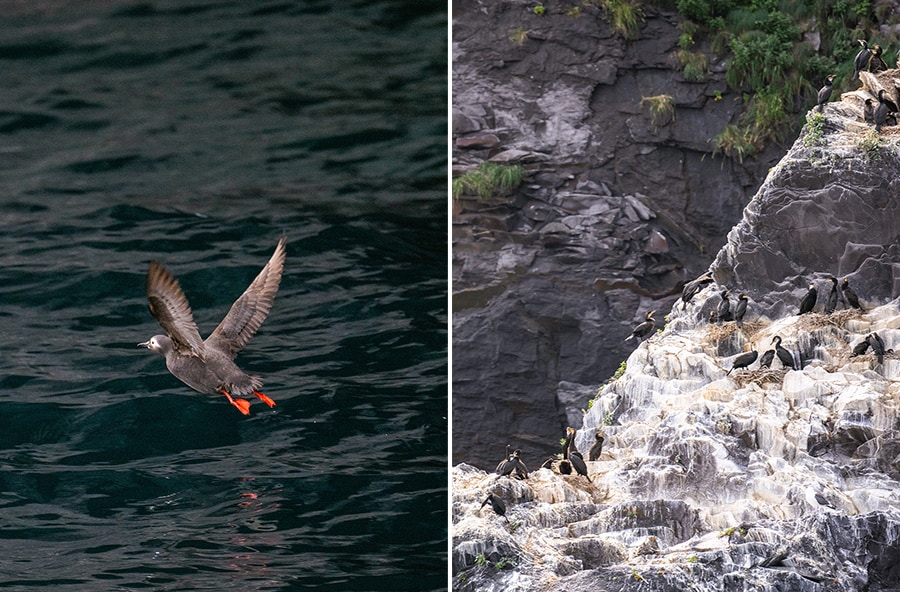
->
453, 162, 526, 200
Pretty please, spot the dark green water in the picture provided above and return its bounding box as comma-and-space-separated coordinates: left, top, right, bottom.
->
0, 2, 447, 590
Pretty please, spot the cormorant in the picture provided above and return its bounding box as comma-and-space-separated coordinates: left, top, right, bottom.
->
681, 273, 713, 308
799, 282, 817, 315
556, 428, 574, 474
824, 276, 838, 314
480, 493, 509, 522
758, 349, 775, 369
864, 98, 875, 123
853, 39, 871, 80
875, 89, 891, 132
841, 278, 863, 310
588, 431, 605, 462
869, 45, 887, 73
495, 444, 511, 472
733, 294, 749, 327
496, 448, 528, 480
850, 339, 870, 357
772, 335, 797, 370
867, 332, 886, 365
727, 349, 758, 375
539, 456, 555, 470
716, 290, 732, 325
816, 74, 836, 112
625, 310, 656, 342
569, 450, 592, 482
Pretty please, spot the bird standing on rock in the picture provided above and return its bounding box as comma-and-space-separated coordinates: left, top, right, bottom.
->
772, 335, 798, 370
816, 74, 837, 113
868, 45, 887, 73
799, 282, 817, 315
758, 349, 775, 369
841, 278, 863, 310
139, 238, 285, 415
874, 89, 892, 132
681, 273, 713, 309
853, 39, 871, 80
625, 310, 656, 342
733, 294, 749, 327
717, 290, 732, 325
850, 339, 870, 358
727, 349, 758, 375
867, 333, 886, 365
496, 448, 529, 480
588, 431, 605, 461
480, 493, 509, 523
824, 276, 838, 314
569, 450, 592, 483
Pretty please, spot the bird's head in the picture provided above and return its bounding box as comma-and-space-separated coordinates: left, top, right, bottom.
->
138, 335, 171, 355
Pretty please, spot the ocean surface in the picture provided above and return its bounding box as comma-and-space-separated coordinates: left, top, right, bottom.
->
0, 1, 447, 590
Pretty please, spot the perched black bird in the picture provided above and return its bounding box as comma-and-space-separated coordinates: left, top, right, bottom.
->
758, 349, 776, 369
716, 290, 732, 325
625, 310, 656, 342
850, 339, 870, 357
875, 89, 892, 132
569, 450, 592, 483
816, 74, 837, 113
824, 276, 838, 314
496, 448, 528, 480
853, 39, 871, 80
588, 431, 605, 462
841, 278, 863, 310
867, 332, 886, 365
495, 444, 511, 471
869, 45, 887, 73
728, 350, 758, 375
864, 98, 876, 123
681, 273, 713, 308
799, 282, 817, 315
539, 456, 555, 470
480, 493, 508, 522
772, 335, 797, 370
733, 294, 749, 327
558, 459, 572, 475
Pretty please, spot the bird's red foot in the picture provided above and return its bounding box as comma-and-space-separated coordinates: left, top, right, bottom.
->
253, 390, 276, 407
220, 389, 251, 415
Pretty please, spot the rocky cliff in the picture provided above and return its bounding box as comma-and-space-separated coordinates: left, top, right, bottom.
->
452, 74, 900, 591
452, 0, 788, 467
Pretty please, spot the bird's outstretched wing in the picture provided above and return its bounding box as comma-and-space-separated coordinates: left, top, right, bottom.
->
207, 237, 286, 359
147, 261, 205, 357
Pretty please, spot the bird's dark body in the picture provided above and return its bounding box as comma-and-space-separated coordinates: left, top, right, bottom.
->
728, 350, 758, 375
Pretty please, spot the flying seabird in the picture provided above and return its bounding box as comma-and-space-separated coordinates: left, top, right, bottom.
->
139, 238, 286, 415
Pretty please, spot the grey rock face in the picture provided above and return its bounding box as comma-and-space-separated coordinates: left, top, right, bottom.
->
453, 63, 900, 592
452, 0, 785, 468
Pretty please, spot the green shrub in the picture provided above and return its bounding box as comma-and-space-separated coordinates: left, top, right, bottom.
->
640, 94, 676, 125
803, 111, 826, 146
591, 0, 643, 39
713, 124, 756, 162
453, 162, 526, 200
678, 49, 709, 81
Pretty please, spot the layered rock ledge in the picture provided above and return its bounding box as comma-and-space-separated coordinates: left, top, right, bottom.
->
453, 76, 900, 591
